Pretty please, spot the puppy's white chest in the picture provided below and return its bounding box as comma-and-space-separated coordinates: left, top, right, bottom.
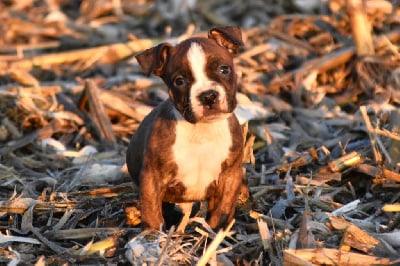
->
172, 118, 232, 201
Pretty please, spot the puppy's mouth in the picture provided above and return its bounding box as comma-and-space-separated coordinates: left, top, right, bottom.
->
183, 109, 230, 123
181, 88, 236, 123
181, 102, 197, 123
197, 113, 231, 122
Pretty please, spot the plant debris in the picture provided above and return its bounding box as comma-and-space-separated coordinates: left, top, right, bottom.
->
1, 0, 400, 265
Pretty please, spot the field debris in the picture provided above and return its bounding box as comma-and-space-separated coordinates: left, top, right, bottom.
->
1, 0, 400, 264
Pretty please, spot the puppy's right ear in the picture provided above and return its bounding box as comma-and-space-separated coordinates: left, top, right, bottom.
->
135, 43, 173, 76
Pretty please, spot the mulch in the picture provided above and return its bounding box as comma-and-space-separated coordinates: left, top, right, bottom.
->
1, 0, 400, 265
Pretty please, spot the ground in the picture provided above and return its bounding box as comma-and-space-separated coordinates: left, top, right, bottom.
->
0, 0, 400, 265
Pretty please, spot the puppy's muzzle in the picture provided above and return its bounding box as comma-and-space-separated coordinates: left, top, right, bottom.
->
198, 89, 219, 108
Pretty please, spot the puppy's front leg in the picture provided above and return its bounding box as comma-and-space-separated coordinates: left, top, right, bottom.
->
139, 169, 164, 230
207, 166, 243, 230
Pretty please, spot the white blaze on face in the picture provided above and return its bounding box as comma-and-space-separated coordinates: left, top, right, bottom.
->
186, 42, 228, 119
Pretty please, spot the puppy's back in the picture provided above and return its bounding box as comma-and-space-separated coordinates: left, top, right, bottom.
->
126, 100, 175, 185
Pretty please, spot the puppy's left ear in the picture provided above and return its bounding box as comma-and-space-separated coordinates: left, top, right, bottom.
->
208, 26, 244, 55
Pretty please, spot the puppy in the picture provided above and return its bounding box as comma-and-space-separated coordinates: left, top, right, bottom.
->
126, 26, 244, 231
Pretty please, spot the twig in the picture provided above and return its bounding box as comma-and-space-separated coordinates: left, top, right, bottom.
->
375, 128, 400, 141
360, 106, 382, 164
31, 227, 68, 255
0, 41, 60, 55
197, 219, 235, 266
0, 119, 64, 156
374, 132, 393, 166
386, 109, 400, 169
328, 151, 363, 172
381, 168, 400, 183
4, 39, 154, 70
157, 226, 175, 266
266, 28, 316, 53
270, 30, 400, 88
82, 80, 117, 149
44, 227, 127, 240
347, 0, 374, 55
382, 203, 400, 212
249, 210, 294, 230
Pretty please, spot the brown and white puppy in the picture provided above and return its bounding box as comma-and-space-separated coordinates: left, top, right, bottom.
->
126, 26, 244, 231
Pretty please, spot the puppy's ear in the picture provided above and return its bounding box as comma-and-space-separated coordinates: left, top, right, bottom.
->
135, 43, 173, 76
208, 26, 244, 55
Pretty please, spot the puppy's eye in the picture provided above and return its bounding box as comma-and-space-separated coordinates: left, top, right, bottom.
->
174, 76, 185, 87
219, 65, 231, 75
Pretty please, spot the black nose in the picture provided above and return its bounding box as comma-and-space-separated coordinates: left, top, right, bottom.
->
198, 90, 219, 106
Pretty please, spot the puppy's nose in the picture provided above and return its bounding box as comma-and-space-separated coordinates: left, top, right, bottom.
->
199, 90, 219, 106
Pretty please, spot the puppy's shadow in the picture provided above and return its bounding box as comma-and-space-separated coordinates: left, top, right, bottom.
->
162, 202, 200, 230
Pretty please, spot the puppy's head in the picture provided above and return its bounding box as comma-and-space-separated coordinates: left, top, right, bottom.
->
135, 26, 243, 123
